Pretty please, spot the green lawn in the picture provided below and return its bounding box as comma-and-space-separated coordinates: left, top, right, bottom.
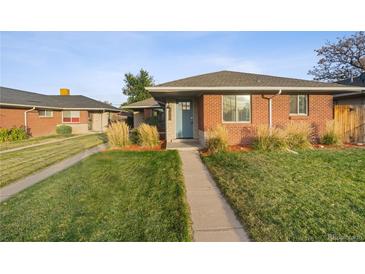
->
0, 134, 74, 151
0, 134, 104, 187
0, 151, 191, 241
202, 148, 365, 241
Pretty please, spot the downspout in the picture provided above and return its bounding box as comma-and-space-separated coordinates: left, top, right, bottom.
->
263, 90, 282, 129
24, 107, 36, 132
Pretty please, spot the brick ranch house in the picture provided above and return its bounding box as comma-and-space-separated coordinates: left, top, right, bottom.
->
146, 70, 363, 145
0, 87, 121, 137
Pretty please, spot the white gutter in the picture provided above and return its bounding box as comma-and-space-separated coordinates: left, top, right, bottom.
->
24, 107, 36, 130
146, 86, 364, 92
0, 103, 120, 112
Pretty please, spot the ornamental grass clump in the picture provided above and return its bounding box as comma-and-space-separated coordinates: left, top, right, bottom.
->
284, 122, 312, 149
253, 125, 287, 151
0, 127, 28, 142
136, 123, 160, 147
321, 120, 342, 145
206, 124, 229, 154
106, 122, 130, 147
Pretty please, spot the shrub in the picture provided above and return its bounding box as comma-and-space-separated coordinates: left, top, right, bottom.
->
0, 128, 10, 142
136, 123, 160, 147
10, 127, 28, 141
206, 125, 228, 154
0, 127, 28, 142
321, 121, 342, 145
129, 129, 139, 144
284, 122, 312, 149
56, 125, 72, 135
253, 125, 287, 151
106, 122, 130, 147
253, 123, 314, 151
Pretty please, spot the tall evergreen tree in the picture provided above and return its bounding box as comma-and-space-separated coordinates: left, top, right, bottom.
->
122, 69, 154, 104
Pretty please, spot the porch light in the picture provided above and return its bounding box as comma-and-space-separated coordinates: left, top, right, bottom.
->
166, 103, 172, 121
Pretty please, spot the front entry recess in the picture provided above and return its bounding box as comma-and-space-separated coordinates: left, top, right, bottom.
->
176, 100, 193, 138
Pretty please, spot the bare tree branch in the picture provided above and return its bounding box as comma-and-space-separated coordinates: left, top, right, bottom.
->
308, 32, 365, 82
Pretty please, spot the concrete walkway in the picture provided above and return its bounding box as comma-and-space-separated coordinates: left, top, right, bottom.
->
167, 140, 202, 151
0, 144, 106, 202
179, 150, 250, 242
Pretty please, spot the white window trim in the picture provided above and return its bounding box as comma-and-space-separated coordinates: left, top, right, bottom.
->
289, 94, 309, 116
221, 95, 251, 123
38, 110, 53, 118
62, 110, 81, 124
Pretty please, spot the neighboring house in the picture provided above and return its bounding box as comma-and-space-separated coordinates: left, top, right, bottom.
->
0, 87, 121, 136
122, 97, 165, 133
334, 73, 365, 106
336, 72, 365, 87
334, 91, 365, 106
146, 70, 363, 145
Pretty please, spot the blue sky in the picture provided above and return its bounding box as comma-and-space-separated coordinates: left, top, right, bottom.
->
0, 31, 354, 105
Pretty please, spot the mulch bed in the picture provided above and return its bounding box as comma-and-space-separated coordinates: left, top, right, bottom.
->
228, 145, 254, 152
200, 145, 254, 156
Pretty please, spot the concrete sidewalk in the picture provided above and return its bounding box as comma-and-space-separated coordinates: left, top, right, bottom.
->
0, 144, 106, 203
179, 150, 250, 242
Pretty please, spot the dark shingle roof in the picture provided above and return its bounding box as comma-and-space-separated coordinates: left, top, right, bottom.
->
156, 70, 350, 88
0, 87, 120, 111
122, 97, 161, 109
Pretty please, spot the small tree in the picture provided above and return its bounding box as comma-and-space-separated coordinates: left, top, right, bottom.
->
308, 32, 365, 82
122, 69, 154, 104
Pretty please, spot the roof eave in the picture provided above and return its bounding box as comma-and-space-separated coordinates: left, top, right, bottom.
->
121, 105, 161, 109
146, 86, 364, 93
0, 103, 121, 112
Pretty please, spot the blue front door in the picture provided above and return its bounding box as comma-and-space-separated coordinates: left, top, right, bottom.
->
176, 100, 193, 138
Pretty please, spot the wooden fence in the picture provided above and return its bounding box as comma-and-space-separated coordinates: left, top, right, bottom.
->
334, 105, 365, 143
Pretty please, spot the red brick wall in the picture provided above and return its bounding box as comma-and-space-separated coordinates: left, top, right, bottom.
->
0, 107, 89, 137
271, 94, 333, 138
27, 110, 62, 136
201, 94, 333, 145
79, 111, 89, 124
0, 108, 25, 128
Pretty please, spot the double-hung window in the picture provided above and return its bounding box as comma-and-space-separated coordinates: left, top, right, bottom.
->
223, 95, 251, 122
290, 95, 308, 115
62, 111, 80, 123
38, 110, 53, 118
